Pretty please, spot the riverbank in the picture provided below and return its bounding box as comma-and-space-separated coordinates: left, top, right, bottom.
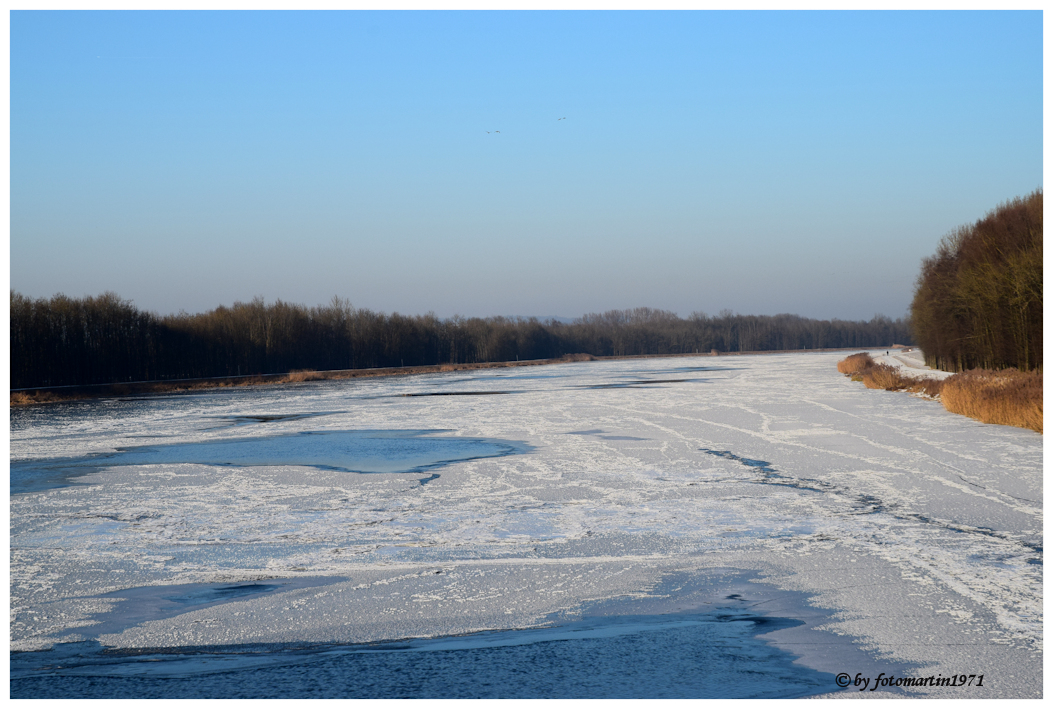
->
838, 350, 1042, 433
10, 345, 894, 406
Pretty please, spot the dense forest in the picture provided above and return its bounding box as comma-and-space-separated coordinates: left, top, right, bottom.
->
910, 190, 1042, 372
10, 292, 912, 389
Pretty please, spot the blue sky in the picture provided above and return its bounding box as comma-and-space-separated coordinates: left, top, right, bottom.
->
10, 10, 1043, 320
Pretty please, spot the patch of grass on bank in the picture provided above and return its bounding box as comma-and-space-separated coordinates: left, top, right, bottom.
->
838, 353, 944, 395
10, 391, 83, 405
837, 352, 874, 375
837, 354, 1041, 433
941, 369, 1042, 433
860, 363, 916, 391
284, 369, 324, 382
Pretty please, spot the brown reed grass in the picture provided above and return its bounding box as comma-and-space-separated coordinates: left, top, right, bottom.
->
861, 364, 913, 390
10, 390, 84, 405
908, 377, 946, 398
284, 369, 324, 383
837, 352, 875, 375
837, 354, 1040, 432
940, 369, 1043, 433
839, 353, 941, 394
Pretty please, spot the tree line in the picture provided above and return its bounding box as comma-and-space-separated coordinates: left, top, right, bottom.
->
910, 190, 1042, 372
11, 292, 912, 389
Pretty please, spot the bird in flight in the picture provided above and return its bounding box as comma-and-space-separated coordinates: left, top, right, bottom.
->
558, 117, 566, 120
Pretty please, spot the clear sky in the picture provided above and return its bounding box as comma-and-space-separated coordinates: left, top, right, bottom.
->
10, 10, 1043, 321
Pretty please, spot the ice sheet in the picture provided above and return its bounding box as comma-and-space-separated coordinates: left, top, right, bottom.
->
9, 351, 1042, 696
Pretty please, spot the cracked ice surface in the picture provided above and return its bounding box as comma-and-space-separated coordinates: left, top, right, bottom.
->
9, 351, 1042, 696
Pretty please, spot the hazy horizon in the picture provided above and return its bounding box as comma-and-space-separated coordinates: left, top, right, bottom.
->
10, 11, 1042, 321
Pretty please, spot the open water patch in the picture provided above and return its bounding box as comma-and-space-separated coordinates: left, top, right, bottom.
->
11, 607, 843, 699
644, 366, 740, 374
577, 378, 698, 389
699, 449, 1044, 565
400, 391, 516, 397
700, 449, 832, 495
474, 371, 571, 381
11, 430, 530, 494
201, 412, 342, 430
566, 430, 648, 441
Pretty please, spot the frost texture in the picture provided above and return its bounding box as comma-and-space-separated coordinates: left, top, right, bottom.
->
10, 352, 1042, 696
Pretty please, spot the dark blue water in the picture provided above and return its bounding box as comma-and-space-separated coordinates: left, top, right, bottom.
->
11, 608, 843, 699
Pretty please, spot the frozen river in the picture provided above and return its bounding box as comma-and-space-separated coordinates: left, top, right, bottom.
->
9, 351, 1042, 697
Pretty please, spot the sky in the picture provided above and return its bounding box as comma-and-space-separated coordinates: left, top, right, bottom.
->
9, 10, 1043, 322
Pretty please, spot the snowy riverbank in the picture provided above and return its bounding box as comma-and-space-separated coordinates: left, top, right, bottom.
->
874, 348, 956, 380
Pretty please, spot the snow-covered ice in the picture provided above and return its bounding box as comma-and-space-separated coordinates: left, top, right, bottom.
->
9, 350, 1042, 697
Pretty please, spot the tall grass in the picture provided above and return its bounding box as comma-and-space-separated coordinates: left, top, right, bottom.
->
860, 364, 913, 390
837, 352, 875, 375
941, 369, 1042, 433
283, 369, 324, 383
837, 354, 1041, 433
10, 391, 73, 405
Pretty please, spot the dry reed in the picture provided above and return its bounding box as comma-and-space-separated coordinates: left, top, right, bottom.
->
284, 369, 324, 383
837, 354, 1041, 433
908, 377, 946, 398
839, 353, 938, 394
861, 364, 913, 390
11, 391, 84, 405
940, 369, 1043, 433
837, 352, 875, 375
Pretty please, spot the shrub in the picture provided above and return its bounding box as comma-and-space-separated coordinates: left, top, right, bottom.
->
861, 364, 913, 390
837, 353, 875, 375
